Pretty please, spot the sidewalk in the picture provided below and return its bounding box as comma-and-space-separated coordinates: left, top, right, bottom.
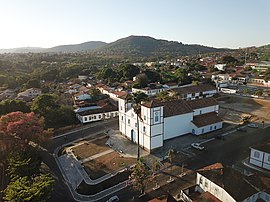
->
242, 158, 270, 177
53, 129, 129, 201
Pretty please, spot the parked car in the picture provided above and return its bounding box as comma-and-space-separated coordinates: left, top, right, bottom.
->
236, 127, 247, 132
107, 195, 119, 202
248, 123, 258, 128
191, 143, 205, 150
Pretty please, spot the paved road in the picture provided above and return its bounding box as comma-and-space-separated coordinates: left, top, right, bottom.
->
49, 118, 118, 153
185, 126, 270, 170
43, 118, 119, 202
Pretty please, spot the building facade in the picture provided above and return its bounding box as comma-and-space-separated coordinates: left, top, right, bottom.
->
118, 96, 222, 151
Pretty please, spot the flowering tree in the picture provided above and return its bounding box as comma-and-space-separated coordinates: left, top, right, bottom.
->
0, 111, 52, 156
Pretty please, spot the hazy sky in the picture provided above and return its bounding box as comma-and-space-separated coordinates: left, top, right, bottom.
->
0, 0, 269, 49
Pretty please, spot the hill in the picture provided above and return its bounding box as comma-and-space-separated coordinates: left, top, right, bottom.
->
0, 36, 229, 56
0, 47, 45, 54
47, 41, 107, 53
96, 35, 229, 57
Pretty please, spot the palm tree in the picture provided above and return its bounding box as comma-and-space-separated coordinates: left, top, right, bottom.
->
130, 158, 151, 195
152, 160, 161, 190
167, 147, 176, 182
128, 92, 148, 160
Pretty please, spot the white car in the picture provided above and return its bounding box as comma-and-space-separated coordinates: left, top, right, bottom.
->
248, 123, 258, 128
191, 143, 205, 150
107, 195, 119, 202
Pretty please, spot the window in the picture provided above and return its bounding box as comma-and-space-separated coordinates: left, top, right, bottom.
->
84, 117, 87, 122
200, 110, 202, 114
205, 180, 208, 188
214, 125, 216, 129
254, 151, 260, 158
144, 115, 146, 121
135, 123, 138, 127
210, 126, 212, 131
154, 111, 160, 123
120, 106, 123, 110
268, 156, 270, 162
121, 116, 123, 121
99, 115, 101, 119
143, 126, 146, 133
93, 115, 96, 119
128, 119, 130, 125
199, 177, 203, 184
201, 128, 204, 133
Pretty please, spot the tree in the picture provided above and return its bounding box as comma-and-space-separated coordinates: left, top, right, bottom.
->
117, 64, 140, 81
7, 147, 41, 180
24, 79, 41, 89
135, 73, 149, 88
254, 89, 263, 96
0, 99, 30, 116
128, 92, 148, 160
130, 158, 151, 194
3, 174, 54, 202
156, 91, 176, 101
90, 88, 102, 101
31, 94, 58, 116
167, 148, 176, 182
0, 111, 51, 156
151, 160, 161, 189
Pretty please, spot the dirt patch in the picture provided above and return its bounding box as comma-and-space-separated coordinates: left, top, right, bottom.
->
83, 151, 136, 179
72, 136, 110, 160
218, 95, 270, 123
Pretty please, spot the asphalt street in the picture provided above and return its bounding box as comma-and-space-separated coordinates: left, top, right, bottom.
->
185, 126, 270, 170
43, 118, 119, 202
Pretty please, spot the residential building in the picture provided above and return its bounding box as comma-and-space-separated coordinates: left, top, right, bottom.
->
170, 84, 217, 100
76, 100, 118, 124
215, 64, 227, 71
118, 96, 222, 151
16, 88, 42, 99
249, 143, 270, 171
182, 163, 270, 202
132, 84, 168, 97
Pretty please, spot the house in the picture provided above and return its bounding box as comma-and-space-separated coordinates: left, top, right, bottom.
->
132, 84, 168, 97
249, 143, 270, 171
214, 64, 227, 71
182, 163, 270, 202
0, 89, 16, 101
76, 100, 118, 124
118, 96, 222, 151
252, 61, 270, 72
171, 84, 217, 100
16, 88, 42, 99
211, 74, 231, 82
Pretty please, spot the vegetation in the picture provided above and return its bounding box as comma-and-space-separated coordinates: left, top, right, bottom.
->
3, 174, 54, 202
130, 158, 151, 194
0, 99, 30, 116
0, 111, 52, 158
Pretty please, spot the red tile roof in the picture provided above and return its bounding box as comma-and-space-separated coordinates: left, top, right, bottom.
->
192, 112, 222, 127
186, 97, 218, 110
197, 164, 258, 201
251, 143, 270, 153
172, 84, 216, 95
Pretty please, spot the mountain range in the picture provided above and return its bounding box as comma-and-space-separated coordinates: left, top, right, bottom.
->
0, 35, 229, 56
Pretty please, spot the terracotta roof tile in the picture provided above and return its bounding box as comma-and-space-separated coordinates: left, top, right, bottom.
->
197, 164, 258, 201
192, 112, 222, 127
172, 84, 216, 95
186, 97, 218, 110
163, 100, 193, 117
251, 143, 270, 153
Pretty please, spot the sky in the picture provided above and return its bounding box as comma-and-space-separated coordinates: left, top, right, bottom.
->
0, 0, 269, 49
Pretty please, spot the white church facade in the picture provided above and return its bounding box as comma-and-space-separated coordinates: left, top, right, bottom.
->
118, 96, 223, 151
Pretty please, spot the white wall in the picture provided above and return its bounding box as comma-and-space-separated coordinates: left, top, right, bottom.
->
191, 122, 223, 135
164, 113, 193, 140
263, 152, 270, 170
197, 173, 236, 202
78, 111, 118, 124
250, 148, 264, 168
193, 105, 219, 116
